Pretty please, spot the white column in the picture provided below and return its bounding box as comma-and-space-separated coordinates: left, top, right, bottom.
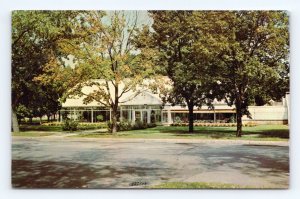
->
214, 111, 216, 123
141, 111, 143, 122
120, 107, 123, 122
91, 108, 94, 123
132, 110, 136, 124
167, 109, 172, 124
128, 109, 131, 122
147, 109, 151, 124
109, 109, 112, 122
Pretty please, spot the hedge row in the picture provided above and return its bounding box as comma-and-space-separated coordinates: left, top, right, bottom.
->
41, 122, 63, 126
42, 121, 108, 131
171, 123, 257, 127
42, 121, 156, 132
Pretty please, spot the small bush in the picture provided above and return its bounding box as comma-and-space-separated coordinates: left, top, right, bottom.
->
119, 120, 132, 131
96, 115, 104, 122
174, 116, 182, 123
146, 123, 157, 128
132, 120, 147, 130
62, 119, 78, 132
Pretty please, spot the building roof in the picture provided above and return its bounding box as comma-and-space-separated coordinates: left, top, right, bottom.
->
62, 79, 163, 108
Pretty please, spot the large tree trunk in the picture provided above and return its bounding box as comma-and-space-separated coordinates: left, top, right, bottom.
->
187, 102, 194, 133
235, 96, 243, 137
111, 105, 118, 135
111, 82, 119, 135
58, 111, 61, 122
12, 110, 20, 133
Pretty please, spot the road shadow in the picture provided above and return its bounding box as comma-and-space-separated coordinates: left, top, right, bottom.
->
185, 144, 289, 178
12, 159, 169, 188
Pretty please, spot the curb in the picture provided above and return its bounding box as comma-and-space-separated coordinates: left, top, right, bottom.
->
12, 136, 289, 146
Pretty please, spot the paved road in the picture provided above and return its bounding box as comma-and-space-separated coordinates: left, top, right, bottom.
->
12, 137, 289, 188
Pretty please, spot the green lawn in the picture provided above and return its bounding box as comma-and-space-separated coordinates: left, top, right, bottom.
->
150, 182, 246, 189
71, 125, 289, 141
12, 132, 56, 137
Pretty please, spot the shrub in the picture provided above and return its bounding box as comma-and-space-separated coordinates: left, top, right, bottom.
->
62, 119, 78, 132
107, 120, 156, 132
77, 122, 107, 130
229, 116, 236, 123
119, 120, 132, 131
96, 115, 104, 122
146, 123, 157, 128
132, 120, 147, 130
174, 116, 182, 123
107, 120, 134, 132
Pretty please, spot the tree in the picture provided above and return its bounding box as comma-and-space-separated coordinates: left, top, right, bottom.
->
136, 11, 218, 132
12, 11, 79, 132
55, 11, 153, 134
208, 11, 289, 137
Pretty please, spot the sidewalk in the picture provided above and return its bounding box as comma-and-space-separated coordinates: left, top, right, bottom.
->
13, 134, 289, 146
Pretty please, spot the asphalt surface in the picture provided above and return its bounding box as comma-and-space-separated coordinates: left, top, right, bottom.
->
11, 137, 289, 188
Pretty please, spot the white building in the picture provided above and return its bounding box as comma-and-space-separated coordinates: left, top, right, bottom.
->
61, 80, 289, 125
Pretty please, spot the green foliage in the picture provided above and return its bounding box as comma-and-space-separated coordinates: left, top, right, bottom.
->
138, 11, 289, 136
107, 120, 156, 133
77, 122, 107, 130
62, 119, 78, 131
137, 11, 220, 132
47, 11, 154, 134
132, 121, 157, 129
107, 120, 133, 132
96, 115, 104, 122
119, 120, 133, 131
132, 120, 146, 130
206, 11, 289, 136
229, 115, 236, 123
12, 11, 80, 132
12, 11, 289, 137
42, 121, 107, 130
15, 104, 32, 119
12, 132, 55, 137
174, 116, 182, 123
171, 122, 256, 127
